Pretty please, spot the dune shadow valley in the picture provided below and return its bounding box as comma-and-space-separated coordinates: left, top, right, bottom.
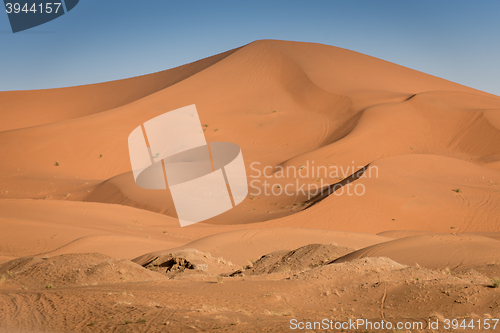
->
1, 40, 500, 332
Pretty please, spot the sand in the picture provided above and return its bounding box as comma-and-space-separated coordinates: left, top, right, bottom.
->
1, 40, 499, 332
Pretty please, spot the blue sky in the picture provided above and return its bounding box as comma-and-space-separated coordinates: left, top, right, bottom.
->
0, 0, 499, 96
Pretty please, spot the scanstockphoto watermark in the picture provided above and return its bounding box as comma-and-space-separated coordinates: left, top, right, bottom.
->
290, 318, 499, 331
248, 161, 378, 199
290, 318, 425, 331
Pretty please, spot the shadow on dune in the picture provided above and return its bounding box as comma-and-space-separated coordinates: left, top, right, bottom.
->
304, 163, 371, 209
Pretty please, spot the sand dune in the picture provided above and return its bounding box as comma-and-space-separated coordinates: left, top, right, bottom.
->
264, 154, 500, 233
0, 253, 165, 289
1, 40, 499, 232
0, 48, 239, 132
1, 39, 500, 332
229, 243, 354, 276
0, 199, 391, 265
0, 199, 184, 262
334, 233, 500, 272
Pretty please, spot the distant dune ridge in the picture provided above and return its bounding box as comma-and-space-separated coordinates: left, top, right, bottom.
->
0, 40, 499, 332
